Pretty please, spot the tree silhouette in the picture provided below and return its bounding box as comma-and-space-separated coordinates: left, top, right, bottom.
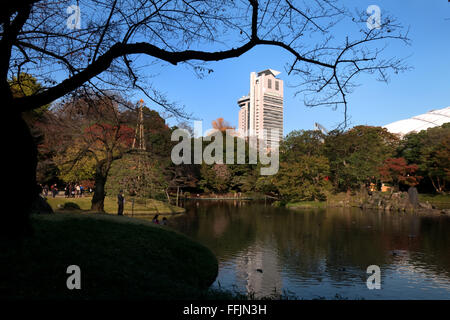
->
2, 0, 409, 237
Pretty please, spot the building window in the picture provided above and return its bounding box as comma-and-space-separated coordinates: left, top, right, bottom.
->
267, 79, 272, 89
275, 81, 279, 91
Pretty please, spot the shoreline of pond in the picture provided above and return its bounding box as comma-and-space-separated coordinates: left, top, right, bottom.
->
287, 191, 450, 216
180, 191, 450, 216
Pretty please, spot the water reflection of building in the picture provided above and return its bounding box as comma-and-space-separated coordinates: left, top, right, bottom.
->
234, 242, 282, 297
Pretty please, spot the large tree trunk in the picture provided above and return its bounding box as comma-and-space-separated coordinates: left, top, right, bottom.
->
91, 172, 107, 212
90, 159, 113, 212
2, 111, 37, 239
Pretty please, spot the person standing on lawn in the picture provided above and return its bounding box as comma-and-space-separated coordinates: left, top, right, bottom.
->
117, 190, 125, 216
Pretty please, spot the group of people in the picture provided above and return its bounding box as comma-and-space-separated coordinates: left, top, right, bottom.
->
40, 184, 59, 198
152, 214, 168, 225
64, 183, 89, 198
40, 183, 93, 198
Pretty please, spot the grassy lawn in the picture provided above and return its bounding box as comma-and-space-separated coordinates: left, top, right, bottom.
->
47, 196, 184, 220
286, 201, 327, 209
419, 194, 450, 209
0, 212, 217, 299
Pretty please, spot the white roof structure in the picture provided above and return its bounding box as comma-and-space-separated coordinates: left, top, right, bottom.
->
383, 106, 450, 136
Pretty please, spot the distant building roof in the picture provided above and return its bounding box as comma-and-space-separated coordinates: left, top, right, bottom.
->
383, 106, 450, 136
238, 95, 250, 103
257, 69, 281, 77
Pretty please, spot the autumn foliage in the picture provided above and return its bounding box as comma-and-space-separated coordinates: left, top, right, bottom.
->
212, 118, 235, 132
379, 157, 421, 188
83, 123, 135, 151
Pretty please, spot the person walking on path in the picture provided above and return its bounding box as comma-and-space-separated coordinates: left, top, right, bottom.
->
52, 184, 58, 198
117, 190, 125, 216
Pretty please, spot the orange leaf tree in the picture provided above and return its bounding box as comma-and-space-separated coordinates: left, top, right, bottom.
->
379, 157, 421, 190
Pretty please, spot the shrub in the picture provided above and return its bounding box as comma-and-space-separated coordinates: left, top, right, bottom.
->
62, 202, 81, 210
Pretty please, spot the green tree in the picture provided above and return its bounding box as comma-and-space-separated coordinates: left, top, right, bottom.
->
9, 73, 48, 123
399, 123, 450, 193
199, 163, 232, 194
324, 126, 399, 191
420, 136, 450, 193
273, 155, 331, 202
280, 130, 325, 161
106, 153, 168, 200
198, 127, 258, 194
54, 142, 96, 183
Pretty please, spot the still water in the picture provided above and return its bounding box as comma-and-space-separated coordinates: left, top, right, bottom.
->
171, 200, 450, 299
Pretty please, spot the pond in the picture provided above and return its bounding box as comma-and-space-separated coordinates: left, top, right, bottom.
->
171, 200, 450, 300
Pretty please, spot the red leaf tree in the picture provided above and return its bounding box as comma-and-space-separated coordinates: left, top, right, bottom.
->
47, 94, 137, 212
379, 157, 421, 190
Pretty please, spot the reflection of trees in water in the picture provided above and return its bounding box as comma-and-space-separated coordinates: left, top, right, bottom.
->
270, 208, 450, 283
176, 201, 258, 258
410, 216, 450, 278
173, 201, 450, 287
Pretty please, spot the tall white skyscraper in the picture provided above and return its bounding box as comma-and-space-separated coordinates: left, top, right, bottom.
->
238, 69, 283, 148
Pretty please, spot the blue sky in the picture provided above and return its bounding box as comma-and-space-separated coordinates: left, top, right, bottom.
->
146, 0, 450, 135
